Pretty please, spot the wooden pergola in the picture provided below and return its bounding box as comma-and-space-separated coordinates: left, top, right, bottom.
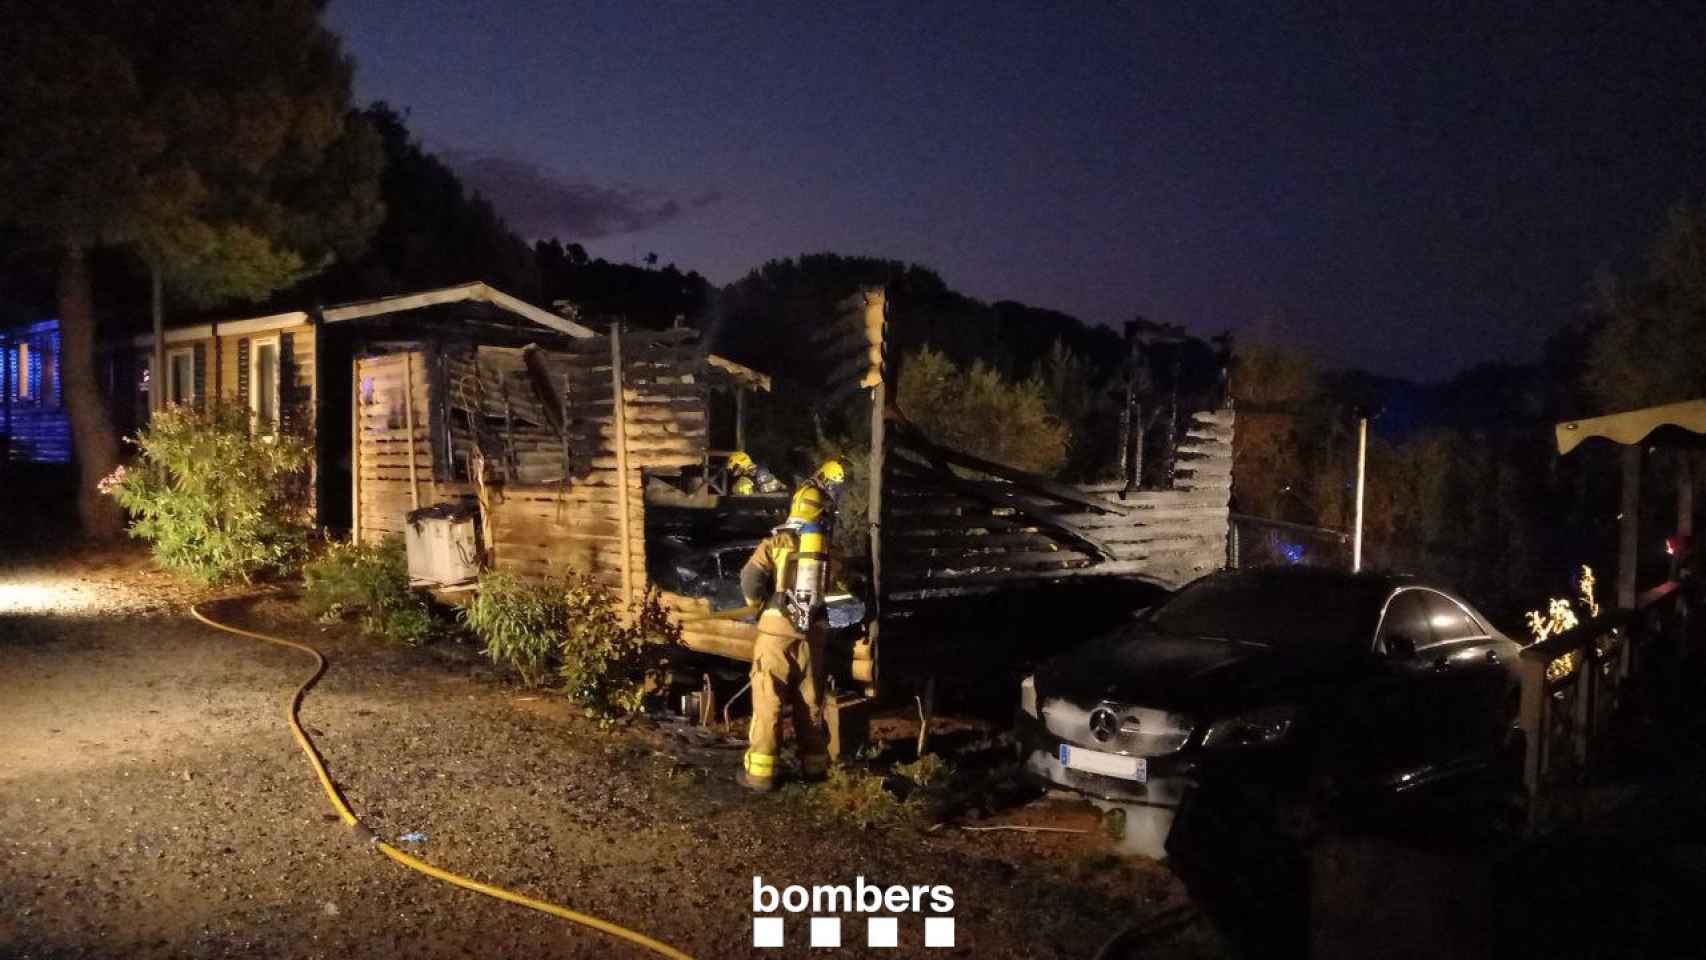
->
1555, 398, 1706, 607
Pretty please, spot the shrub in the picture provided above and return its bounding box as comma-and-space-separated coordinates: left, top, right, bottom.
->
460, 571, 568, 687
302, 535, 438, 645
791, 766, 919, 830
101, 401, 312, 582
560, 574, 681, 717
460, 569, 681, 715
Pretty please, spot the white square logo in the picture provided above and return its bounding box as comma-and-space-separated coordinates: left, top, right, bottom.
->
753, 916, 784, 948
810, 916, 841, 948
925, 916, 956, 948
867, 916, 899, 948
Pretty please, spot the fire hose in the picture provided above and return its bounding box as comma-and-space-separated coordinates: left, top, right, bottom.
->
189, 600, 696, 960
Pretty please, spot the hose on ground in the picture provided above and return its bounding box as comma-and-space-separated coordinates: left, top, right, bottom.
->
189, 600, 696, 960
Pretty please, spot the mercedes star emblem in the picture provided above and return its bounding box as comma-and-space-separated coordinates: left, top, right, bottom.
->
1088, 707, 1120, 742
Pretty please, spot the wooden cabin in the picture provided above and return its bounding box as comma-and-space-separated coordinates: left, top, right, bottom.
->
101, 283, 599, 526
1, 319, 70, 464
351, 323, 770, 601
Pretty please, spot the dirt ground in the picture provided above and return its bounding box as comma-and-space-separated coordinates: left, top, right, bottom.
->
0, 544, 1211, 959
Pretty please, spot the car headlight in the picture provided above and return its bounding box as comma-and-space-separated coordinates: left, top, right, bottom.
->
1200, 705, 1296, 749
1019, 675, 1038, 718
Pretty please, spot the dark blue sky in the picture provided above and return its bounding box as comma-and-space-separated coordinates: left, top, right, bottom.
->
326, 1, 1703, 380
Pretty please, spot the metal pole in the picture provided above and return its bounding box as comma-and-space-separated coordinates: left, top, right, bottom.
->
150, 261, 164, 414
1352, 416, 1367, 573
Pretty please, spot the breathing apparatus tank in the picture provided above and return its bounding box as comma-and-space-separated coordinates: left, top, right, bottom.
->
777, 482, 834, 632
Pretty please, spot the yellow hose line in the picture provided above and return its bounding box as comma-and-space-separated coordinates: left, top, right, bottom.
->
189, 601, 696, 960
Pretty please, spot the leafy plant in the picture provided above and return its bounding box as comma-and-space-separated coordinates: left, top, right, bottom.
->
791, 766, 919, 830
460, 571, 568, 687
460, 570, 681, 714
302, 535, 437, 645
101, 402, 312, 582
560, 574, 681, 718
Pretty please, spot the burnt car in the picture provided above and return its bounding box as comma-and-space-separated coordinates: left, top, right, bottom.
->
1017, 567, 1524, 824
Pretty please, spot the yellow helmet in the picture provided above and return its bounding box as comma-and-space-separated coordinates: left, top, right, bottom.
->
727, 451, 755, 474
816, 457, 849, 487
788, 484, 829, 524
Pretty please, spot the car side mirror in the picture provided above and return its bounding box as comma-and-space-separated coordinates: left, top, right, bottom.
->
1385, 633, 1417, 660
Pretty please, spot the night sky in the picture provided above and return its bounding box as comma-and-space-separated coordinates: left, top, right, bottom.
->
326, 1, 1704, 380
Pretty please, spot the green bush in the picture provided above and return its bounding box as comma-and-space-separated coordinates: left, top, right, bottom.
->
302, 536, 437, 645
560, 574, 681, 717
790, 766, 920, 830
460, 571, 568, 687
100, 401, 312, 582
460, 570, 681, 716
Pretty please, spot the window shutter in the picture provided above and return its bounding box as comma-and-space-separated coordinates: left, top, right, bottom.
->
192, 343, 206, 412
237, 338, 250, 407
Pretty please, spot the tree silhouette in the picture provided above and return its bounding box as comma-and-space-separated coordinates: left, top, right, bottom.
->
0, 0, 383, 535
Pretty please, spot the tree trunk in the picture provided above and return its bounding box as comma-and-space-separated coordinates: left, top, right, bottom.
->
57, 243, 125, 539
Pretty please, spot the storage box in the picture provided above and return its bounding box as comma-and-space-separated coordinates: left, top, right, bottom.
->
403, 500, 482, 586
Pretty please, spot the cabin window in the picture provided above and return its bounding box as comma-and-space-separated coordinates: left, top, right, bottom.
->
16, 343, 29, 399
166, 347, 195, 406
250, 337, 279, 433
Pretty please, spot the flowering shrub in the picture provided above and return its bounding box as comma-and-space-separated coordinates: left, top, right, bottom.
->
102, 402, 312, 582
1525, 565, 1601, 682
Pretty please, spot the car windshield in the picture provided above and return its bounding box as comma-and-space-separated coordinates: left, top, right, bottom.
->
1148, 573, 1388, 648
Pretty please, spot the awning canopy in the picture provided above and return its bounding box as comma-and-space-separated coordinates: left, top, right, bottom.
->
1556, 398, 1706, 455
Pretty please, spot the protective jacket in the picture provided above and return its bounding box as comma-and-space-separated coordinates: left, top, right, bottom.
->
740, 519, 832, 634
738, 525, 832, 787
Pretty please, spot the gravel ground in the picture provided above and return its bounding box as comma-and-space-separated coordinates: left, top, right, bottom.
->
0, 546, 1207, 959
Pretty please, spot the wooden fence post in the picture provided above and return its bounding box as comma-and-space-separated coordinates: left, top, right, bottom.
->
1619, 445, 1641, 608
350, 358, 361, 543
611, 323, 635, 606
401, 352, 421, 511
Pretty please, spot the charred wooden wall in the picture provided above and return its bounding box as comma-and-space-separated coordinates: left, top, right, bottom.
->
354, 350, 471, 543
482, 329, 709, 593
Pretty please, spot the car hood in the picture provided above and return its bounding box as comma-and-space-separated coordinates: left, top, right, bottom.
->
1036, 626, 1354, 711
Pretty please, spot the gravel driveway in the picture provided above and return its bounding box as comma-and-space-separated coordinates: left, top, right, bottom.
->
0, 547, 1200, 959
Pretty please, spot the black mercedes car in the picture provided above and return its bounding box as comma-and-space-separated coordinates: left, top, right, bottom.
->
1016, 567, 1525, 819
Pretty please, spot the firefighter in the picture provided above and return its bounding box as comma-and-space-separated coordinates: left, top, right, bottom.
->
736, 458, 848, 791
727, 450, 784, 496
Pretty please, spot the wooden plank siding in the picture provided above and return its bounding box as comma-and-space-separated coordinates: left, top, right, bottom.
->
354, 351, 472, 543
881, 408, 1233, 602
354, 329, 714, 603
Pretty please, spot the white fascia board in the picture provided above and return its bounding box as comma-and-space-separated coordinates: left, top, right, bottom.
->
320, 281, 596, 338
475, 284, 596, 338
128, 311, 308, 348
320, 282, 487, 323
218, 311, 310, 336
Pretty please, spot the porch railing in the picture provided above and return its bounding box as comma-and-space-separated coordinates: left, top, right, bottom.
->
1517, 579, 1691, 830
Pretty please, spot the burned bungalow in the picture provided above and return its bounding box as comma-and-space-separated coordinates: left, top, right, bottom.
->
656, 288, 1237, 700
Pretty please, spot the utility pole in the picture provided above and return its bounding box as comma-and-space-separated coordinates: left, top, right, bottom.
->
1352, 414, 1368, 573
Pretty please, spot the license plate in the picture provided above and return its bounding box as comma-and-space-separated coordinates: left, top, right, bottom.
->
1059, 744, 1147, 783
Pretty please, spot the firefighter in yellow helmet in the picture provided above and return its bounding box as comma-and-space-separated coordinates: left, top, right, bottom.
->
736, 458, 849, 791
727, 450, 784, 497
